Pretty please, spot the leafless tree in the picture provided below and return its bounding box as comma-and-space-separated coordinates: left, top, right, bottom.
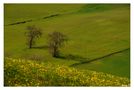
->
48, 31, 67, 57
25, 25, 42, 49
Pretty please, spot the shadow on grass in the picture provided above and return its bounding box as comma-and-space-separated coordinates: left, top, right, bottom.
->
32, 45, 49, 49
56, 54, 90, 62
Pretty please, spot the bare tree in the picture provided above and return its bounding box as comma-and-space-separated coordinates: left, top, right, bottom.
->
48, 31, 67, 57
25, 25, 42, 49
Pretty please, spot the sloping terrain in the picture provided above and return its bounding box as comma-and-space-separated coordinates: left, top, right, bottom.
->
4, 4, 84, 25
4, 4, 130, 81
72, 49, 130, 78
4, 57, 130, 86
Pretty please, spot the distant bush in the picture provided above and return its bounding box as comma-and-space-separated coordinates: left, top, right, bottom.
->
4, 57, 130, 86
4, 51, 12, 58
28, 54, 44, 61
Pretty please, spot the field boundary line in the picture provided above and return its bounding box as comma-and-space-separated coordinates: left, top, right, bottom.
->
4, 14, 61, 26
70, 48, 130, 67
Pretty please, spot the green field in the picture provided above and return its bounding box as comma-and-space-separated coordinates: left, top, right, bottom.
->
4, 4, 130, 86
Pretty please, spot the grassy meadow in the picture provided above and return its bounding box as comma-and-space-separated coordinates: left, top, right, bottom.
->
4, 4, 130, 86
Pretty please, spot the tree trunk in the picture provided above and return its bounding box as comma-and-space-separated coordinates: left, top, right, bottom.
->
29, 37, 33, 49
53, 46, 59, 57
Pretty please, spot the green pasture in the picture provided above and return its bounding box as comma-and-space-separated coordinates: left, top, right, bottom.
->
4, 4, 130, 80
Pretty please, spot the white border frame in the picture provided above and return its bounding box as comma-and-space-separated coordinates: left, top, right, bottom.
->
1, 0, 133, 90
0, 0, 131, 3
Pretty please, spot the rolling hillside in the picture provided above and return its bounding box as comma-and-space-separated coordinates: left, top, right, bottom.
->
4, 4, 130, 86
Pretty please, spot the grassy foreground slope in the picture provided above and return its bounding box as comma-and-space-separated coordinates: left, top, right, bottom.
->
4, 57, 130, 86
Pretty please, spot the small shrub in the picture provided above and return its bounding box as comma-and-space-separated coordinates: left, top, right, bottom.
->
28, 54, 44, 61
4, 51, 12, 58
